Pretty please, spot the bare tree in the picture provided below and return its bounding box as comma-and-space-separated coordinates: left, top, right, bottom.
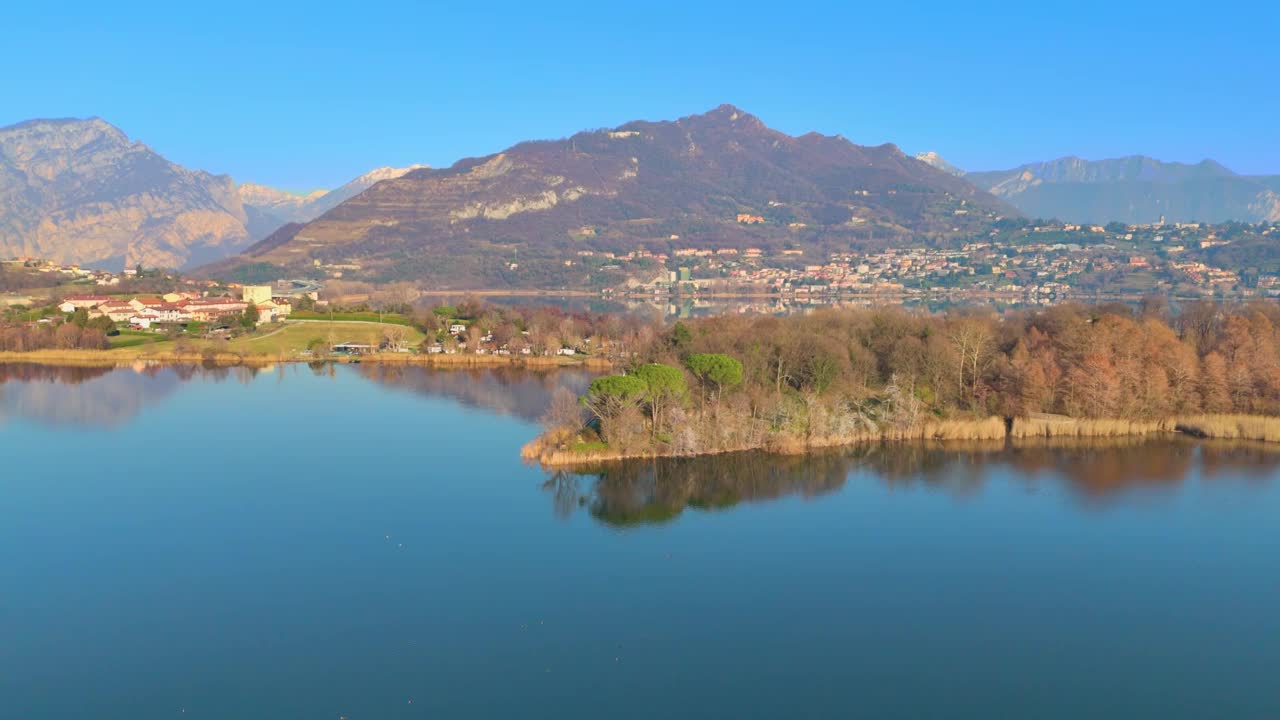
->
541, 386, 585, 431
947, 318, 994, 406
383, 324, 410, 352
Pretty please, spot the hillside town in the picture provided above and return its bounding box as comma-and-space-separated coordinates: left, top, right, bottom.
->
4, 220, 1278, 323
602, 219, 1280, 302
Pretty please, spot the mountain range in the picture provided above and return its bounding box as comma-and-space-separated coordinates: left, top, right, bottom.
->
0, 118, 251, 270
3, 111, 1277, 283
919, 152, 1280, 224
217, 105, 1012, 286
238, 164, 427, 239
0, 117, 422, 270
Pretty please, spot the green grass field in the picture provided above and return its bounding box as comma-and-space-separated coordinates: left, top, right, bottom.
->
73, 320, 426, 358
287, 310, 414, 326
226, 320, 425, 355
108, 331, 160, 349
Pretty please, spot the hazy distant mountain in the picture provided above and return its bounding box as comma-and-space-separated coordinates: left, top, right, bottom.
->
914, 151, 964, 177
0, 118, 256, 270
966, 156, 1280, 224
238, 165, 427, 239
217, 105, 1013, 287
237, 183, 326, 239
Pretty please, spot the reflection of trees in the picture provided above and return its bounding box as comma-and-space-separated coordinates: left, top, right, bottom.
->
543, 472, 583, 520
554, 452, 854, 527
0, 363, 261, 429
0, 362, 590, 430
554, 439, 1280, 524
356, 365, 596, 422
850, 442, 1003, 496
308, 361, 335, 378
838, 438, 1280, 504
1197, 442, 1280, 483
0, 364, 116, 384
1007, 437, 1280, 500
1008, 437, 1199, 501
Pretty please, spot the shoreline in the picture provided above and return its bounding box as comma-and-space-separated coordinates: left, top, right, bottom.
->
413, 289, 599, 298
524, 414, 1280, 469
0, 349, 613, 371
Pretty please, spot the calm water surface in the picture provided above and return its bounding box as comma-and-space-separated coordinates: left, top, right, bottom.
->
2, 364, 1278, 719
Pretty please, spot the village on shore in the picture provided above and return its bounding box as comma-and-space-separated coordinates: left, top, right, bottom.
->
3, 215, 1279, 365
0, 258, 618, 362
57, 285, 291, 329
607, 219, 1280, 303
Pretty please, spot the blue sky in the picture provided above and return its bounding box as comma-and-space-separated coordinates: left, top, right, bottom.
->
7, 0, 1276, 189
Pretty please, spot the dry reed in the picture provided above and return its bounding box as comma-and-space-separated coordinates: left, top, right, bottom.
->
1174, 414, 1280, 443
1010, 414, 1172, 439
530, 412, 1280, 469
884, 416, 1008, 442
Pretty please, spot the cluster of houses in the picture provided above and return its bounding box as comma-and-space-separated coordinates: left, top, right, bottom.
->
2, 257, 243, 289
423, 323, 578, 357
1, 258, 122, 286
58, 285, 292, 329
1170, 261, 1242, 289
612, 219, 1280, 301
648, 243, 1089, 299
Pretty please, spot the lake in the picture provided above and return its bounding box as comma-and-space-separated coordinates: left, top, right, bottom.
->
2, 364, 1278, 719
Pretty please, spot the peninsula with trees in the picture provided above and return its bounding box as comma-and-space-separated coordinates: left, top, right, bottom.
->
526, 300, 1280, 465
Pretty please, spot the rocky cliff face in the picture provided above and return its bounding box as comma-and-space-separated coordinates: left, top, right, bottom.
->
966, 156, 1280, 224
223, 105, 1014, 286
0, 118, 252, 269
914, 151, 964, 177
238, 165, 428, 239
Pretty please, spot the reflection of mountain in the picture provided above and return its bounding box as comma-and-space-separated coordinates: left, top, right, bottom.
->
354, 365, 596, 422
0, 364, 261, 429
550, 439, 1280, 524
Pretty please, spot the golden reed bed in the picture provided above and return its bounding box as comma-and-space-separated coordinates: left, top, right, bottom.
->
527, 414, 1280, 468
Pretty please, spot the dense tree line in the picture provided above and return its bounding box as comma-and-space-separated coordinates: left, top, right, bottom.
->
0, 321, 111, 352
0, 306, 120, 352
559, 300, 1280, 456
0, 264, 63, 293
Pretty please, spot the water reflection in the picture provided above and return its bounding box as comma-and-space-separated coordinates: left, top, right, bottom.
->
0, 363, 288, 428
549, 439, 1280, 525
0, 364, 186, 429
0, 362, 596, 429
544, 451, 852, 524
355, 364, 596, 422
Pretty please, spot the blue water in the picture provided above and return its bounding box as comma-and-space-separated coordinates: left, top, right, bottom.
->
1, 365, 1278, 719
